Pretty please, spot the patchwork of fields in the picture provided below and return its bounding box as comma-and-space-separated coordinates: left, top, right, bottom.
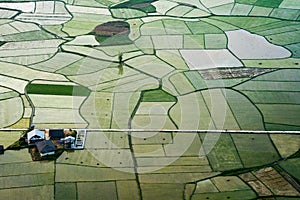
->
0, 0, 299, 199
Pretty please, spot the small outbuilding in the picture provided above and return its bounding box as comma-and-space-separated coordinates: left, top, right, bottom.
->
35, 140, 56, 157
27, 129, 45, 145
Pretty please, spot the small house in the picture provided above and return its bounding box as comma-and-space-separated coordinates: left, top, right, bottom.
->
35, 140, 56, 157
27, 129, 45, 145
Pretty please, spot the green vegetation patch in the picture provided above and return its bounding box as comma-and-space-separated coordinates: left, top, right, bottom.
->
279, 158, 300, 182
200, 133, 243, 171
223, 89, 265, 130
184, 71, 206, 89
0, 131, 21, 149
186, 21, 223, 34
63, 13, 115, 36
257, 104, 300, 128
42, 25, 68, 38
184, 71, 249, 90
55, 183, 77, 200
141, 183, 184, 200
286, 43, 300, 58
95, 34, 133, 46
211, 16, 280, 30
276, 197, 300, 200
237, 70, 300, 128
163, 19, 191, 34
206, 79, 249, 88
236, 81, 300, 91
212, 176, 250, 191
169, 73, 196, 95
94, 0, 119, 6
258, 23, 300, 36
112, 0, 157, 13
195, 179, 218, 193
77, 182, 118, 200
210, 16, 300, 51
192, 190, 256, 200
253, 69, 300, 81
140, 20, 166, 35
0, 173, 54, 189
271, 134, 300, 157
254, 0, 283, 8
235, 0, 258, 5
265, 30, 300, 46
57, 57, 117, 76
250, 21, 299, 33
204, 33, 227, 49
241, 91, 300, 104
183, 35, 205, 49
0, 91, 19, 101
231, 134, 281, 168
110, 8, 147, 19
26, 84, 90, 96
141, 89, 176, 102
0, 30, 54, 42
265, 123, 300, 131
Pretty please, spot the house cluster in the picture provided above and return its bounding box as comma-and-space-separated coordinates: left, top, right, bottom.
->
26, 128, 86, 157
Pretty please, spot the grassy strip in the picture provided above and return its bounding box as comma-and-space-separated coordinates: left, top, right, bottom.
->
26, 84, 90, 96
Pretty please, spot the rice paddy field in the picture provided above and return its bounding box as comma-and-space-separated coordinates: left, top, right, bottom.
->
0, 0, 299, 199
